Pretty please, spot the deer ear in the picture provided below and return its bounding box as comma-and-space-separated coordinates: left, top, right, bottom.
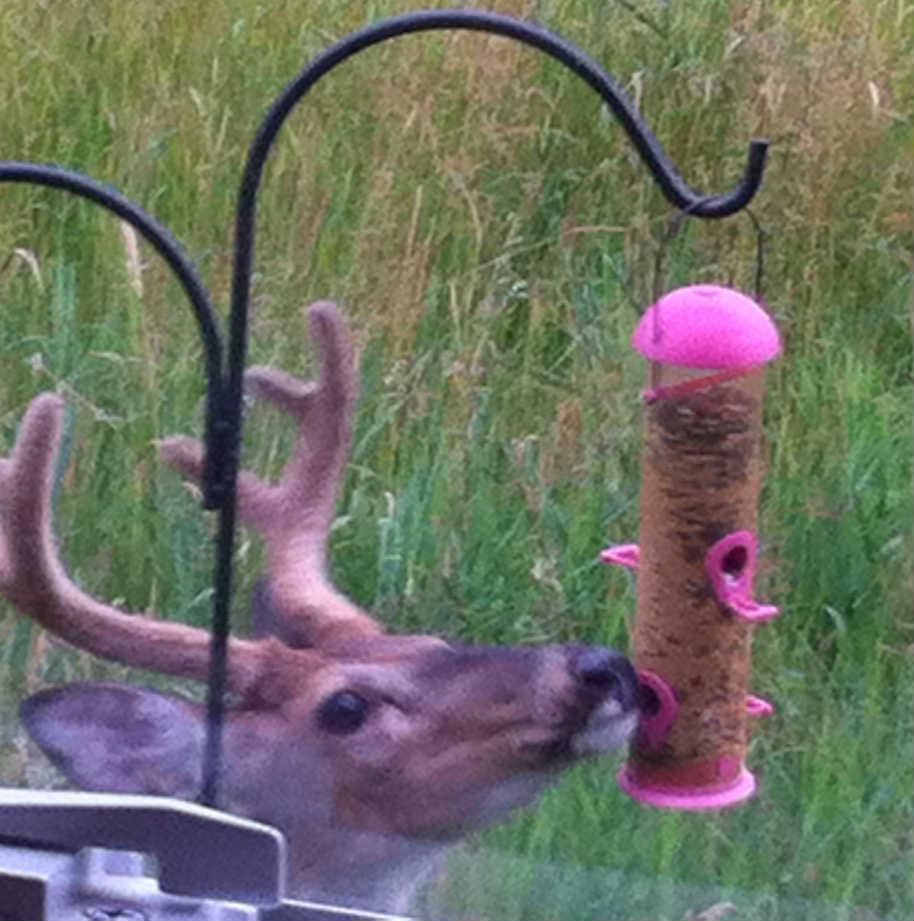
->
20, 682, 205, 798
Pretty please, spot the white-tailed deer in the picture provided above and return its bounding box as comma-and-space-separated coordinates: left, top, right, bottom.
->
0, 303, 638, 914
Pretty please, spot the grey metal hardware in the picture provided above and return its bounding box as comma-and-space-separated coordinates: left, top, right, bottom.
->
0, 789, 284, 904
0, 842, 259, 921
0, 790, 412, 921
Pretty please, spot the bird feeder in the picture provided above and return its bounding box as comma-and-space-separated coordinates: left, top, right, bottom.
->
604, 284, 781, 809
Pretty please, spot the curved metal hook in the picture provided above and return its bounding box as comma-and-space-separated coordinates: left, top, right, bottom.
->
225, 7, 769, 471
0, 161, 227, 508
0, 162, 235, 807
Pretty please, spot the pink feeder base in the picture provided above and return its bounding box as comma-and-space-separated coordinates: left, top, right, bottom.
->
617, 764, 758, 810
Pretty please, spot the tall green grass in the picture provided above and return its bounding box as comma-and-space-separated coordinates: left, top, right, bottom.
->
0, 1, 911, 918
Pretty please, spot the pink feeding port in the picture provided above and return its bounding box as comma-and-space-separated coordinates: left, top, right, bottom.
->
635, 670, 678, 752
633, 285, 780, 369
705, 531, 780, 623
621, 670, 768, 809
746, 695, 774, 717
600, 543, 640, 570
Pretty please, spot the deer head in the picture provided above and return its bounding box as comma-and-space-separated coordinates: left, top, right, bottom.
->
0, 303, 638, 914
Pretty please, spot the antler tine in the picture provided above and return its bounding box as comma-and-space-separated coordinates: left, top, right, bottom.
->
0, 394, 287, 699
161, 301, 383, 649
248, 301, 358, 529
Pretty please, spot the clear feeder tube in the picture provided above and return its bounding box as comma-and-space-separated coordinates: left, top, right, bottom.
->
610, 285, 781, 810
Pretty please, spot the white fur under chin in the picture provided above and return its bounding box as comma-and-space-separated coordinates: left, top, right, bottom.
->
475, 771, 557, 827
571, 699, 638, 756
296, 707, 637, 915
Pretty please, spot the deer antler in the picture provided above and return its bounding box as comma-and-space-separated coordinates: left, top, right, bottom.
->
161, 301, 383, 649
0, 393, 297, 698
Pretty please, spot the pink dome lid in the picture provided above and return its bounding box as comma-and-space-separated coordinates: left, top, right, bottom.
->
633, 285, 780, 369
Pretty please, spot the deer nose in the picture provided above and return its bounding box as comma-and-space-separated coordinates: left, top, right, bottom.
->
569, 647, 638, 711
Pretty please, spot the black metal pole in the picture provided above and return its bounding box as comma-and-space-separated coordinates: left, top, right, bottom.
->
0, 162, 233, 808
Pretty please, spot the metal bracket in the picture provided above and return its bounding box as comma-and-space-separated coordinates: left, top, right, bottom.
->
0, 790, 414, 919
0, 789, 284, 904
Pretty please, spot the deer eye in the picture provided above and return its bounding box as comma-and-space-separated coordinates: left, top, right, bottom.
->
317, 690, 370, 734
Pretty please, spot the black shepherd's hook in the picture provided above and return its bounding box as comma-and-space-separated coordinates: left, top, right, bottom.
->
0, 161, 234, 806
0, 162, 226, 505
222, 8, 771, 517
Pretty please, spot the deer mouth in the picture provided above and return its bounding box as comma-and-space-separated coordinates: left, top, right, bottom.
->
559, 644, 639, 757
570, 697, 639, 756
533, 696, 637, 764
519, 646, 639, 765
